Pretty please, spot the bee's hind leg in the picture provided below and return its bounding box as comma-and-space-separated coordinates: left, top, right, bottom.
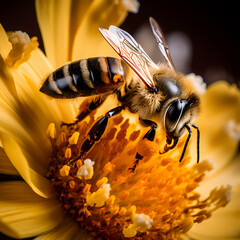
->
68, 105, 125, 166
129, 119, 157, 172
61, 95, 107, 127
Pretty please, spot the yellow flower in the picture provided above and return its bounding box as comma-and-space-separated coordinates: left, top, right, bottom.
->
0, 1, 239, 240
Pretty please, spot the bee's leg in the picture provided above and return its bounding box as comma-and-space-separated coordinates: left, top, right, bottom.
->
61, 95, 107, 127
129, 119, 157, 172
68, 105, 124, 165
160, 137, 179, 154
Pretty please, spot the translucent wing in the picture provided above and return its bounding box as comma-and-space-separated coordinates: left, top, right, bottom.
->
99, 26, 158, 91
149, 17, 176, 72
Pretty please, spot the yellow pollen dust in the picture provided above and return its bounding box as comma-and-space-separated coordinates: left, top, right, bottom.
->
113, 74, 123, 83
5, 31, 38, 68
123, 213, 153, 238
47, 103, 231, 239
77, 159, 95, 180
86, 180, 111, 207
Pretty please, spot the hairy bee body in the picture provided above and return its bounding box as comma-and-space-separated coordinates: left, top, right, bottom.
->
122, 64, 199, 138
40, 57, 129, 99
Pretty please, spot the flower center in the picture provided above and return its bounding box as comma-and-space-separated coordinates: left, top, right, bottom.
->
47, 99, 231, 239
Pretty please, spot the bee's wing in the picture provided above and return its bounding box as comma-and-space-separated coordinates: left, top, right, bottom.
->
149, 17, 176, 72
99, 26, 158, 90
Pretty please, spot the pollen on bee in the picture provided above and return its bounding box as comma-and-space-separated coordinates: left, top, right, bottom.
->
113, 74, 123, 83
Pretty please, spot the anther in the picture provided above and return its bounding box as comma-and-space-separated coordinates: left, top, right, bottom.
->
6, 31, 39, 68
59, 165, 70, 177
69, 132, 80, 145
65, 148, 72, 158
46, 123, 56, 139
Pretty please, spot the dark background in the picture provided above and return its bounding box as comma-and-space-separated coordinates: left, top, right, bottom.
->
0, 0, 240, 85
0, 0, 239, 239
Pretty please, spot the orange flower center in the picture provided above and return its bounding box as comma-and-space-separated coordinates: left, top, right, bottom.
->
47, 99, 230, 239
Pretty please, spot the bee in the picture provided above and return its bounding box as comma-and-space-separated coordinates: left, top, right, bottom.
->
40, 17, 200, 172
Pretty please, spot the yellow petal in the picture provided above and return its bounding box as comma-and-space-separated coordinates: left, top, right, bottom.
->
190, 206, 240, 239
35, 0, 71, 68
0, 55, 18, 99
0, 24, 11, 59
191, 81, 240, 173
15, 48, 78, 123
0, 94, 51, 175
0, 147, 19, 175
190, 154, 240, 239
0, 134, 52, 198
20, 48, 54, 85
0, 46, 77, 195
71, 0, 139, 60
34, 218, 90, 240
0, 181, 64, 239
68, 0, 95, 54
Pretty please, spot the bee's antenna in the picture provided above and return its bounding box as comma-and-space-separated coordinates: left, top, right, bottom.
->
179, 124, 200, 164
179, 125, 192, 162
192, 124, 200, 163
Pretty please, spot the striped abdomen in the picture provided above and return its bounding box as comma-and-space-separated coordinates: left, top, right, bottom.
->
40, 57, 129, 98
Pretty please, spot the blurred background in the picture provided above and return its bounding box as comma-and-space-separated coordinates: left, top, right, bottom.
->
0, 0, 239, 86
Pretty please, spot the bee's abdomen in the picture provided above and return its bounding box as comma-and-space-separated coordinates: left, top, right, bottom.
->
40, 57, 128, 98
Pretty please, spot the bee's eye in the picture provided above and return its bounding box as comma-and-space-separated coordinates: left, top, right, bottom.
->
166, 100, 182, 121
165, 99, 188, 130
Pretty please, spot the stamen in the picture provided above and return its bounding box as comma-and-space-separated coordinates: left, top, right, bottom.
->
77, 159, 95, 180
65, 148, 72, 158
46, 123, 56, 139
47, 108, 231, 239
5, 31, 39, 68
123, 212, 153, 237
106, 195, 116, 205
119, 207, 127, 215
59, 165, 70, 177
86, 182, 111, 207
97, 177, 108, 187
68, 132, 80, 145
176, 217, 194, 233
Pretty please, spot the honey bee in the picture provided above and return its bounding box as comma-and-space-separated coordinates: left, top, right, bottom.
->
40, 17, 200, 172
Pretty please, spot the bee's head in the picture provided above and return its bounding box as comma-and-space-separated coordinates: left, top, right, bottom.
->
163, 94, 200, 139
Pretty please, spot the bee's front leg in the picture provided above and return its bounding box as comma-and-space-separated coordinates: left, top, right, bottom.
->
129, 119, 157, 173
160, 137, 179, 154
